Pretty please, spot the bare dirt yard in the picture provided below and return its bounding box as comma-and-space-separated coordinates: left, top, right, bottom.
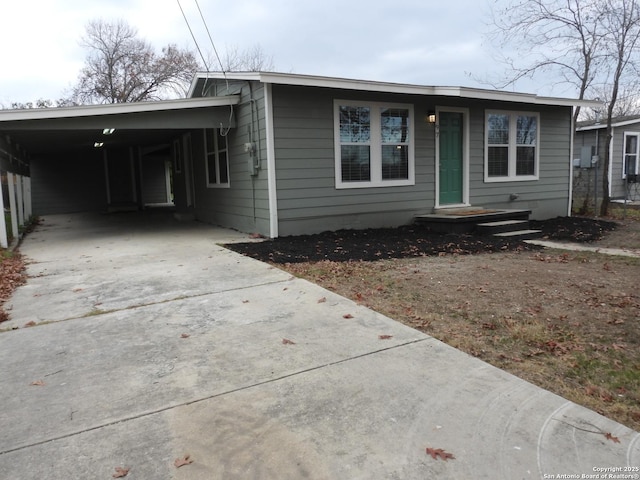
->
227, 209, 640, 432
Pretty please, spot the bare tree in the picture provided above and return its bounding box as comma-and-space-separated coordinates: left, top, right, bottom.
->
209, 44, 275, 72
598, 0, 640, 215
71, 19, 200, 104
486, 0, 640, 215
487, 0, 607, 124
582, 83, 640, 120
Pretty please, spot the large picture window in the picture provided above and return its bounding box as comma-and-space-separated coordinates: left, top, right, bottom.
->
485, 111, 539, 182
205, 128, 229, 188
334, 100, 414, 188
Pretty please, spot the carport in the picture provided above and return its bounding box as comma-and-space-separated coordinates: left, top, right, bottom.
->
0, 96, 238, 218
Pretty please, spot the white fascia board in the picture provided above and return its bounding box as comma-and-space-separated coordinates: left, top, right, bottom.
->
0, 96, 240, 122
191, 71, 598, 107
577, 117, 640, 131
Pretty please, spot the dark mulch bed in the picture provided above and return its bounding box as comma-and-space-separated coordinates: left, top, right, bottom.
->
224, 216, 618, 264
529, 216, 618, 242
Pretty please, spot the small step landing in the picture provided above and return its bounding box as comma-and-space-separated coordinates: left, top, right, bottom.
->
476, 219, 542, 241
415, 208, 532, 234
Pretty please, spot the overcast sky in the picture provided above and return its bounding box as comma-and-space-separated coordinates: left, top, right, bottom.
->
1, 0, 573, 105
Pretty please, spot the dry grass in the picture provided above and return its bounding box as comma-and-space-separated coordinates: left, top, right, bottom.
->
281, 222, 640, 432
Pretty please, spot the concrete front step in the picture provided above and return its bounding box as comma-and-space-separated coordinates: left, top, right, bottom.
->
492, 229, 543, 240
414, 209, 532, 234
476, 219, 529, 235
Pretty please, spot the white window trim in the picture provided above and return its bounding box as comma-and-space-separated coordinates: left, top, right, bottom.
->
484, 110, 540, 183
334, 99, 415, 189
622, 131, 640, 178
204, 128, 230, 188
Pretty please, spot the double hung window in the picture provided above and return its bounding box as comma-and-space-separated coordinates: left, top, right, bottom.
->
623, 132, 639, 177
485, 111, 539, 182
205, 128, 229, 187
335, 100, 414, 188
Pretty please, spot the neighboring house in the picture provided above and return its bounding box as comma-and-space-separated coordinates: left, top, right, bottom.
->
0, 72, 596, 238
574, 115, 640, 203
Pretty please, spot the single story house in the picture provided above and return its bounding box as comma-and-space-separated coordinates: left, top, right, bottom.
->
574, 115, 640, 202
0, 72, 598, 238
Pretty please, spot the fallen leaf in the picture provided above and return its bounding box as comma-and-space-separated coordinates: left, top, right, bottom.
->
242, 299, 250, 303
282, 338, 296, 345
317, 297, 327, 303
112, 466, 130, 478
426, 447, 455, 461
30, 380, 45, 386
378, 334, 393, 340
174, 454, 193, 468
24, 321, 37, 327
604, 432, 620, 443
343, 314, 354, 319
72, 288, 83, 292
180, 333, 190, 338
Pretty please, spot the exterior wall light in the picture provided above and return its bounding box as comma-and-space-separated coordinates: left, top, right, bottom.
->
102, 128, 115, 135
94, 142, 104, 148
427, 112, 436, 124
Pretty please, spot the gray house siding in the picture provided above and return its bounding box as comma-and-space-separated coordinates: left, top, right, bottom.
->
269, 85, 573, 235
574, 122, 640, 201
194, 80, 271, 235
471, 104, 573, 219
271, 85, 438, 236
140, 153, 170, 205
611, 124, 640, 197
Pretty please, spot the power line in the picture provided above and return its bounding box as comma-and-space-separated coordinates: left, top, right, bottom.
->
175, 0, 209, 70
175, 0, 232, 131
194, 0, 225, 73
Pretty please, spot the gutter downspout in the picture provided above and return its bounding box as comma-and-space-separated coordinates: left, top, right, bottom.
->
569, 108, 575, 216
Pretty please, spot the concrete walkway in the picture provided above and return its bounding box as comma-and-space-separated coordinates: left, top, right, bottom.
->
527, 239, 640, 258
1, 213, 638, 479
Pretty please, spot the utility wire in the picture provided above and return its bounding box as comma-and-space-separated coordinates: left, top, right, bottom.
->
192, 0, 232, 133
194, 0, 226, 73
175, 0, 232, 132
175, 0, 209, 70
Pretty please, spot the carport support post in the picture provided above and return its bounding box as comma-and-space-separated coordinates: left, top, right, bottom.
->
7, 173, 19, 241
23, 176, 32, 219
0, 175, 7, 248
16, 174, 24, 227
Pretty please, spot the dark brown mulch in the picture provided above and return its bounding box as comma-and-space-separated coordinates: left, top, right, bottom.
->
529, 216, 618, 242
226, 217, 618, 264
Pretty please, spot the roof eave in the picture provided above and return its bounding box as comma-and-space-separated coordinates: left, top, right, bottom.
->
191, 71, 599, 108
0, 96, 240, 122
577, 116, 640, 131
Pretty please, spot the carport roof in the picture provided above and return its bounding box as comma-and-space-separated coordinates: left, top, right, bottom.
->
0, 96, 239, 155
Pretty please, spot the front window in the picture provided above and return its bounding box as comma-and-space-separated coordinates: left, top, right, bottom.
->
205, 128, 229, 187
485, 111, 539, 182
623, 132, 639, 177
335, 100, 414, 188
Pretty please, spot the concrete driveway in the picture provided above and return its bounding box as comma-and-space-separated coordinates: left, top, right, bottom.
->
1, 212, 638, 479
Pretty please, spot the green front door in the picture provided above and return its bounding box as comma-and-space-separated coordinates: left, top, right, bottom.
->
439, 111, 464, 205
